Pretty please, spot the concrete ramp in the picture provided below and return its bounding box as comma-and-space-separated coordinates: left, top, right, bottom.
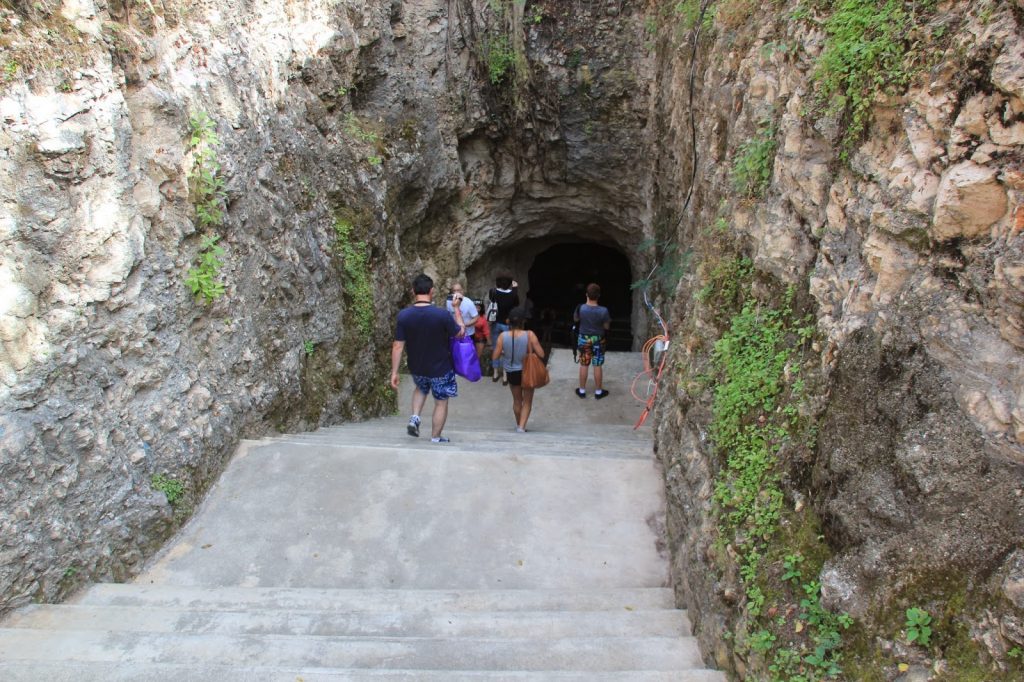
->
0, 351, 724, 680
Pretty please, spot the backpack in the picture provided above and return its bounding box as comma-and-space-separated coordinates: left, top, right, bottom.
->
571, 304, 581, 361
485, 290, 498, 322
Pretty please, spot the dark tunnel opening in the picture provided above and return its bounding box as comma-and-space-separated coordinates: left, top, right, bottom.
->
526, 242, 633, 351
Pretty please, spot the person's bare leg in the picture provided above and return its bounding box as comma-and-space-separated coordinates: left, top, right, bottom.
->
411, 388, 428, 419
431, 398, 449, 438
510, 385, 523, 425
519, 388, 535, 430
578, 364, 589, 391
594, 366, 604, 392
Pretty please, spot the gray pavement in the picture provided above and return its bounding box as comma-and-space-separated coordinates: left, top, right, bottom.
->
0, 350, 726, 680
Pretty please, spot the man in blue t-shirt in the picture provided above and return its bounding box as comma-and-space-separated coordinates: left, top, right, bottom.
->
573, 282, 612, 399
391, 273, 464, 443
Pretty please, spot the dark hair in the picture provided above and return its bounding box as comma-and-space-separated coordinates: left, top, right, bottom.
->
495, 273, 513, 289
412, 273, 434, 295
507, 306, 528, 326
586, 282, 601, 300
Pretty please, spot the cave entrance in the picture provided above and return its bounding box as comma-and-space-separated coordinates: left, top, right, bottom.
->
526, 242, 633, 351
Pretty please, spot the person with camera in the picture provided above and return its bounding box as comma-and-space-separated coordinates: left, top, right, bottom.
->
445, 281, 479, 338
391, 274, 464, 443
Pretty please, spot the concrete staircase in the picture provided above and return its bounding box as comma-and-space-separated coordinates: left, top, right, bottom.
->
0, 351, 724, 681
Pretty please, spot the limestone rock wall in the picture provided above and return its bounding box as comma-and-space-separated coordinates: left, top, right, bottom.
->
648, 0, 1024, 675
0, 0, 653, 615
0, 0, 466, 612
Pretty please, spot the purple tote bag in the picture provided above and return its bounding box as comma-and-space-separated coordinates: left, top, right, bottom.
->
450, 336, 482, 382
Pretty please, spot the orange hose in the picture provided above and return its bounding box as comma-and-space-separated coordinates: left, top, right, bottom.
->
632, 333, 669, 429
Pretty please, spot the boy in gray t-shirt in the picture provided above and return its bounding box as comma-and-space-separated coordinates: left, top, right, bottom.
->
573, 283, 612, 399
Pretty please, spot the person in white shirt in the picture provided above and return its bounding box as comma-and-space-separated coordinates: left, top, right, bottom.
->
445, 281, 479, 338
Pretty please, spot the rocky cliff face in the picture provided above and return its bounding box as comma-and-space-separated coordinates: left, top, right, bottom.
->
648, 0, 1024, 677
0, 0, 461, 610
1, 0, 1022, 678
0, 0, 651, 614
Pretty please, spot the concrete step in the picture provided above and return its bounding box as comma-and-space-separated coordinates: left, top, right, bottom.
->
6, 603, 690, 638
249, 433, 652, 460
321, 419, 648, 442
0, 348, 727, 681
0, 661, 727, 681
0, 629, 704, 671
131, 444, 669, 591
77, 584, 677, 613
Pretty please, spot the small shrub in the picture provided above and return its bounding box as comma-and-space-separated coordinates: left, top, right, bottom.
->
750, 628, 776, 653
673, 0, 714, 31
334, 214, 374, 338
906, 607, 933, 646
152, 474, 185, 505
344, 112, 381, 144
812, 0, 913, 157
631, 237, 690, 296
483, 33, 516, 84
781, 552, 804, 583
184, 235, 226, 303
697, 255, 753, 321
731, 121, 777, 198
187, 112, 227, 230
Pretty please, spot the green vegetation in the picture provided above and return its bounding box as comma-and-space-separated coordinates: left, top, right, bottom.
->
731, 120, 777, 199
187, 112, 227, 230
703, 269, 848, 678
631, 237, 691, 295
184, 235, 226, 303
333, 213, 374, 338
303, 340, 315, 357
673, 0, 714, 31
711, 297, 796, 592
567, 47, 585, 69
151, 473, 185, 506
343, 113, 386, 166
905, 607, 933, 646
697, 255, 752, 314
184, 112, 228, 304
811, 0, 914, 157
473, 0, 529, 101
344, 112, 380, 145
483, 33, 517, 84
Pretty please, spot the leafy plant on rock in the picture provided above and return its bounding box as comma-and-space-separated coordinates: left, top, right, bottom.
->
905, 607, 933, 646
811, 0, 921, 158
151, 473, 185, 506
731, 120, 778, 199
188, 112, 227, 230
334, 213, 374, 338
185, 112, 228, 303
184, 235, 226, 304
